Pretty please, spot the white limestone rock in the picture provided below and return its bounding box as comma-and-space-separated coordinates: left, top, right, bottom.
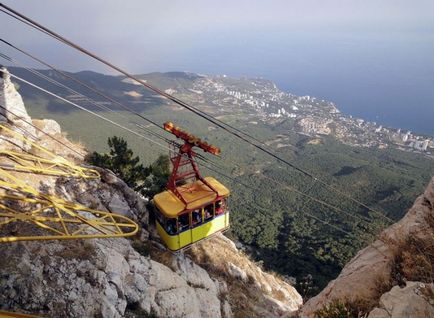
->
34, 119, 62, 137
0, 67, 35, 134
108, 193, 131, 216
222, 300, 233, 318
368, 282, 434, 318
228, 262, 248, 282
190, 233, 303, 316
149, 253, 224, 318
154, 285, 201, 318
174, 254, 218, 292
56, 168, 148, 228
0, 237, 229, 318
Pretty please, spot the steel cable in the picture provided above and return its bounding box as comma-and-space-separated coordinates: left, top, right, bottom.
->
0, 4, 391, 222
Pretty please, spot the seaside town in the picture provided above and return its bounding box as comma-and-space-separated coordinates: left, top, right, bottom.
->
182, 74, 434, 157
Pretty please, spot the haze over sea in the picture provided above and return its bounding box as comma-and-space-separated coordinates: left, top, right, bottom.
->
2, 1, 433, 136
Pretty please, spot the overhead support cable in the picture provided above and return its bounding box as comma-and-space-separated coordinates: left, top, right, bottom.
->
0, 100, 359, 239
0, 3, 391, 222
204, 164, 355, 236
0, 51, 168, 141
0, 3, 393, 226
259, 173, 379, 225
0, 73, 225, 179
0, 38, 162, 129
206, 163, 383, 233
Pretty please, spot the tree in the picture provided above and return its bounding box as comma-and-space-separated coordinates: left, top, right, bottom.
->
142, 154, 171, 198
86, 136, 170, 198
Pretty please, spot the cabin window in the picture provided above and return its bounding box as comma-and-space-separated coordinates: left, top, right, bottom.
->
192, 209, 202, 227
166, 218, 177, 235
155, 208, 165, 225
204, 204, 214, 222
215, 198, 226, 216
178, 213, 190, 232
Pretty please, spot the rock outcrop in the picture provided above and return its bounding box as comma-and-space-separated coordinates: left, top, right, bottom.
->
1, 239, 138, 317
368, 282, 434, 318
0, 237, 233, 318
0, 67, 35, 136
299, 176, 434, 317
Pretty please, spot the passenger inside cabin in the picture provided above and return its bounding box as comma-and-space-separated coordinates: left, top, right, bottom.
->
192, 209, 202, 225
179, 213, 190, 232
166, 218, 177, 235
215, 200, 225, 215
204, 204, 213, 221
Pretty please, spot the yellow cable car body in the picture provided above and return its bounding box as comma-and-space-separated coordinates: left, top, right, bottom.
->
154, 177, 230, 251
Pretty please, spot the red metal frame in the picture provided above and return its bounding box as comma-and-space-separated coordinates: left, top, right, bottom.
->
164, 122, 220, 208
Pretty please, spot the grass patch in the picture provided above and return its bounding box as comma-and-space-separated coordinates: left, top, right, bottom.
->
314, 299, 359, 318
391, 235, 434, 285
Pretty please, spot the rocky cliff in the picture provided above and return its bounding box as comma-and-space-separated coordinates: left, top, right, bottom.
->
0, 67, 302, 317
299, 175, 434, 317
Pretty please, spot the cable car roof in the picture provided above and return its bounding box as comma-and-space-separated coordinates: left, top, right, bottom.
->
154, 176, 229, 217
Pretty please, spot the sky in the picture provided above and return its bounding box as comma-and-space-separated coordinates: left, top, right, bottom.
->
1, 1, 434, 134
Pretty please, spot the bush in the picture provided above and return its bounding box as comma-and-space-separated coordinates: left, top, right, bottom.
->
313, 299, 374, 318
314, 300, 356, 318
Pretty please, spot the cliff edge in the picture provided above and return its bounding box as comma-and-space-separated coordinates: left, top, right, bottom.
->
299, 175, 434, 317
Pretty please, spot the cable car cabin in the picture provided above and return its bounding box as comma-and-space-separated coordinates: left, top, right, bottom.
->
153, 122, 230, 251
154, 177, 229, 251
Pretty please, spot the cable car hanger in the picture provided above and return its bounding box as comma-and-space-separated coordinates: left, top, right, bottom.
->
163, 121, 221, 206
